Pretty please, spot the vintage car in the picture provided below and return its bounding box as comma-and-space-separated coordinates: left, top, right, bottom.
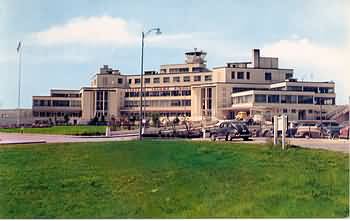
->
294, 124, 327, 138
209, 121, 252, 141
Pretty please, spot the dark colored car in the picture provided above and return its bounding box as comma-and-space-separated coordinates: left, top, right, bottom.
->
209, 121, 251, 141
319, 122, 343, 139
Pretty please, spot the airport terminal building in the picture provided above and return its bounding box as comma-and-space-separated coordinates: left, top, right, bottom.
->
32, 49, 337, 124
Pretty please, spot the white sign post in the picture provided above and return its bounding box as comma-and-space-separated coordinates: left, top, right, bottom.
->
273, 116, 278, 145
274, 115, 288, 150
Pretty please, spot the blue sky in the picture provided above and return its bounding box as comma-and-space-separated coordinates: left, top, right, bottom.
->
0, 0, 349, 108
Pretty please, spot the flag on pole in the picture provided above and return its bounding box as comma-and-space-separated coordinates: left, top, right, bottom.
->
17, 41, 22, 53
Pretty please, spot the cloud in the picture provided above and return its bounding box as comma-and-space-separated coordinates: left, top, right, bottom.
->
32, 16, 138, 47
31, 16, 195, 48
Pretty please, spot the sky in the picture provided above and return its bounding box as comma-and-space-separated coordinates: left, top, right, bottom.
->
0, 0, 349, 108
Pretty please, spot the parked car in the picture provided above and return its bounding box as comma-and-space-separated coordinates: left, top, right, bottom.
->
294, 124, 327, 138
209, 121, 252, 141
319, 122, 343, 139
339, 126, 350, 139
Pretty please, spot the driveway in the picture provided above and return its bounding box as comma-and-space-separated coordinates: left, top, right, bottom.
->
1, 132, 348, 153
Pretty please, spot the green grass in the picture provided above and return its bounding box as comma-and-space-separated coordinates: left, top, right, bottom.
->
0, 126, 106, 136
0, 140, 348, 218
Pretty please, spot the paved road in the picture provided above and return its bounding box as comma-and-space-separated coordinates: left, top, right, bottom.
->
287, 138, 349, 153
0, 132, 348, 153
193, 137, 349, 153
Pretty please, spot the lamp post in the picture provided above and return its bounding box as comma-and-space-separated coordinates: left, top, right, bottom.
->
16, 41, 23, 128
139, 28, 161, 140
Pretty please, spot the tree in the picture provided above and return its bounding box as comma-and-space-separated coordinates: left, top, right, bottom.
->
63, 113, 70, 125
151, 113, 161, 128
173, 116, 180, 125
183, 116, 193, 135
100, 115, 106, 124
88, 115, 99, 125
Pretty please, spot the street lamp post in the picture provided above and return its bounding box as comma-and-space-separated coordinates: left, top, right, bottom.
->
16, 41, 23, 128
139, 28, 161, 140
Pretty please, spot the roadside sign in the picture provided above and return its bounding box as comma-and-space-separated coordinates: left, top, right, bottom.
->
273, 115, 288, 150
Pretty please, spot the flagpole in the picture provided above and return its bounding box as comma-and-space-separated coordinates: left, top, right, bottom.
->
17, 41, 22, 128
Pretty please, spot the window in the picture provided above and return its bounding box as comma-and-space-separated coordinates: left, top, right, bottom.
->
246, 72, 250, 80
183, 76, 190, 82
192, 67, 203, 72
265, 72, 272, 81
231, 71, 235, 79
283, 109, 288, 113
287, 86, 302, 91
153, 78, 160, 83
194, 75, 201, 81
118, 78, 123, 84
163, 77, 170, 83
237, 72, 244, 79
304, 87, 318, 93
319, 87, 334, 93
308, 110, 313, 114
291, 109, 296, 113
280, 95, 297, 104
255, 95, 266, 103
173, 77, 180, 82
316, 97, 335, 105
144, 78, 150, 84
128, 79, 132, 84
52, 100, 70, 107
135, 78, 140, 84
181, 100, 191, 106
285, 73, 293, 79
267, 95, 279, 103
182, 90, 191, 96
298, 96, 313, 104
205, 75, 212, 81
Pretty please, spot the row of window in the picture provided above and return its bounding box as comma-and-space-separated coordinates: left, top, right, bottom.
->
254, 95, 335, 105
231, 72, 293, 81
124, 99, 191, 108
125, 90, 191, 97
33, 111, 82, 117
51, 93, 81, 98
128, 75, 212, 85
121, 111, 191, 118
231, 71, 250, 80
232, 86, 334, 95
33, 100, 81, 107
286, 86, 334, 93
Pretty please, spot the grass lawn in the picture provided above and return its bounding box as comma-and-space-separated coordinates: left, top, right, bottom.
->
0, 140, 348, 218
0, 126, 107, 136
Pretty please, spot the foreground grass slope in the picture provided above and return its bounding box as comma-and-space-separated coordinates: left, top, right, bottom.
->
0, 141, 348, 218
0, 126, 106, 136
